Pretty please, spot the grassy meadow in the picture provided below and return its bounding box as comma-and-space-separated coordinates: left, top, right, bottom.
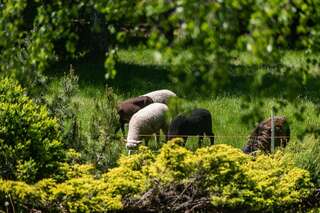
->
46, 48, 320, 151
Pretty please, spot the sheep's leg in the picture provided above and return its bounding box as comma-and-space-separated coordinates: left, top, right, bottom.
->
183, 136, 188, 146
114, 121, 121, 135
115, 120, 126, 136
198, 135, 204, 148
156, 130, 161, 144
204, 129, 215, 146
208, 132, 215, 145
114, 126, 120, 135
161, 125, 168, 142
120, 123, 126, 136
145, 137, 149, 147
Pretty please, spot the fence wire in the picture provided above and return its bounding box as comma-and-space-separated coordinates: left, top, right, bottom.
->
115, 134, 290, 139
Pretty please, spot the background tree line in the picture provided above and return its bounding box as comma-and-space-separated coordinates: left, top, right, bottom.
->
1, 0, 320, 95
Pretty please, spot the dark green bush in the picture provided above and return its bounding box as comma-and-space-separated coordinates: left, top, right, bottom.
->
86, 86, 124, 171
48, 69, 86, 151
48, 71, 123, 172
0, 78, 65, 182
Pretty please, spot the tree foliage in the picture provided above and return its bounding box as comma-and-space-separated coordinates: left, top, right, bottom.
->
1, 0, 320, 94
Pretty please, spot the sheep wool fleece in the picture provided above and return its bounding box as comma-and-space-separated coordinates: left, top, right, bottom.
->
143, 89, 176, 104
126, 103, 168, 148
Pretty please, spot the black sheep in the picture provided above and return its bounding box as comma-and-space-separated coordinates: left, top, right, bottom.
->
242, 116, 290, 154
167, 108, 215, 147
116, 96, 153, 135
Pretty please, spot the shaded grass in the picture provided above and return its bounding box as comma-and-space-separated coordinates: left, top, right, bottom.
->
47, 48, 174, 98
47, 48, 320, 100
110, 62, 172, 97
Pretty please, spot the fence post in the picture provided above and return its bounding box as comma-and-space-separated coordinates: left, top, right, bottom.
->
271, 107, 275, 153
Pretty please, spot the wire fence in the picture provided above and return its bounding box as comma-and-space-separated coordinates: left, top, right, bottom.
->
124, 134, 290, 154
116, 134, 290, 139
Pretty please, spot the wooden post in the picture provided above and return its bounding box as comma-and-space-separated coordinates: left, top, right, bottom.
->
271, 107, 275, 153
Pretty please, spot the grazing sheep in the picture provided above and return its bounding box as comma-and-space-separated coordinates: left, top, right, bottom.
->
126, 103, 169, 148
167, 108, 215, 147
242, 116, 290, 154
143, 89, 176, 104
116, 96, 153, 135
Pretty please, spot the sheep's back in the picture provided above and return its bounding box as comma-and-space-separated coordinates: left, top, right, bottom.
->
127, 103, 168, 139
120, 96, 153, 108
143, 89, 176, 104
168, 108, 213, 138
188, 109, 213, 133
245, 116, 290, 153
167, 115, 189, 138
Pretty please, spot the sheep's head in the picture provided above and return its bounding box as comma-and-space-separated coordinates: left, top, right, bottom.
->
118, 104, 141, 122
125, 139, 143, 149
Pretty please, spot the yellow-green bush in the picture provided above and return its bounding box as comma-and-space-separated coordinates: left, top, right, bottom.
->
0, 148, 154, 212
0, 78, 65, 182
144, 140, 313, 211
0, 163, 122, 212
49, 176, 121, 212
103, 146, 154, 198
0, 139, 315, 212
148, 140, 194, 183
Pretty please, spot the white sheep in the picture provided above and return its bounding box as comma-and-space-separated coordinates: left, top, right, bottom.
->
143, 89, 176, 104
126, 103, 169, 148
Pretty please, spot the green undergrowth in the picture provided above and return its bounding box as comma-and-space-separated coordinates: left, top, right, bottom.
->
285, 135, 320, 185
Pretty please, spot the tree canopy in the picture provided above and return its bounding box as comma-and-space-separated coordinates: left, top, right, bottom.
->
1, 0, 320, 95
